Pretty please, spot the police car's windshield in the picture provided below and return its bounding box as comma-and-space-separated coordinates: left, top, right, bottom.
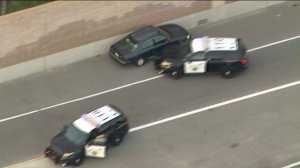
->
64, 124, 89, 145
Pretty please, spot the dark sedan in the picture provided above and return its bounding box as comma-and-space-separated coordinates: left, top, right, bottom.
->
109, 24, 190, 66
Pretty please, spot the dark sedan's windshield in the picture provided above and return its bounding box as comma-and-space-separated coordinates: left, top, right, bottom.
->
64, 124, 89, 145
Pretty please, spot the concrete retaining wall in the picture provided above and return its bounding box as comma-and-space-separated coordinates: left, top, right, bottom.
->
0, 1, 285, 84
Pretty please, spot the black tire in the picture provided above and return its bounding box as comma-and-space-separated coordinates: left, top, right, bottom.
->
170, 69, 183, 79
109, 133, 124, 147
135, 58, 145, 67
72, 154, 85, 167
221, 67, 236, 79
154, 59, 162, 70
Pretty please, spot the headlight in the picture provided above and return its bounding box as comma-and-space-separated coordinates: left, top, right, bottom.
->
61, 152, 74, 159
160, 61, 172, 69
187, 34, 191, 39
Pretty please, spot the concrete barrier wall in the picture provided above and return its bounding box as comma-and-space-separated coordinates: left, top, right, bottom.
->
0, 1, 285, 83
0, 1, 213, 69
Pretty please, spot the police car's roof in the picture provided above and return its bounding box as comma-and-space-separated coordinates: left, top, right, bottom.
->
191, 36, 238, 52
73, 105, 121, 133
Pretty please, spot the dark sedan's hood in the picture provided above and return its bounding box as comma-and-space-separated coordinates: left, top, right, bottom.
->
50, 133, 81, 154
159, 24, 189, 40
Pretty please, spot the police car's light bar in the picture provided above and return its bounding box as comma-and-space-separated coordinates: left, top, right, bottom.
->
81, 114, 100, 128
191, 36, 238, 52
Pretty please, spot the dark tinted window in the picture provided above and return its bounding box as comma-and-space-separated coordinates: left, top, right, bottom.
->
153, 36, 166, 45
207, 51, 224, 60
208, 51, 241, 60
131, 26, 160, 42
190, 52, 206, 61
143, 39, 154, 49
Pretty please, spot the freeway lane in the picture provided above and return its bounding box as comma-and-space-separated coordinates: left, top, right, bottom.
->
0, 2, 299, 167
82, 85, 300, 168
7, 84, 300, 168
1, 36, 300, 167
0, 2, 299, 119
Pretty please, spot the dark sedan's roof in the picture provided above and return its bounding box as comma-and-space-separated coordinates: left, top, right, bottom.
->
130, 26, 161, 42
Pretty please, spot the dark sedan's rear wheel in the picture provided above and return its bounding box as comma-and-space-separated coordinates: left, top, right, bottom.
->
135, 58, 145, 67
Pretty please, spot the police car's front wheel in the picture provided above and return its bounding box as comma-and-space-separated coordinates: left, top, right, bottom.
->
110, 133, 124, 147
72, 154, 84, 167
221, 67, 236, 79
170, 70, 183, 79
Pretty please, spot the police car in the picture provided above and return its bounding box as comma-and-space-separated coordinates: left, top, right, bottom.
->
154, 36, 248, 79
44, 105, 129, 167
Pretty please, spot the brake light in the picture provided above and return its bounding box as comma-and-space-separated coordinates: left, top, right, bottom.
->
239, 58, 247, 64
124, 118, 129, 125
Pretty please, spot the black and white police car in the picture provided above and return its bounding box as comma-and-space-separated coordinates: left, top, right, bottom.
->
44, 105, 129, 167
154, 36, 248, 79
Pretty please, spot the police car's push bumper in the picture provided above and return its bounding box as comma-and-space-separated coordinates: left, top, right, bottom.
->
158, 70, 165, 74
44, 147, 74, 167
158, 67, 176, 75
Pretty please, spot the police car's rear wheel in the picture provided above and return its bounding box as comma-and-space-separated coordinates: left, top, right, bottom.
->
72, 155, 84, 167
221, 67, 236, 79
135, 58, 145, 67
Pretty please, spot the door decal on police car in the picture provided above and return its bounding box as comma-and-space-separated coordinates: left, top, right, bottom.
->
184, 61, 207, 73
85, 145, 106, 158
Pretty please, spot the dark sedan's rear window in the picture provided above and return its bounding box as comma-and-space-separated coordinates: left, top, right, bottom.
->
131, 26, 160, 42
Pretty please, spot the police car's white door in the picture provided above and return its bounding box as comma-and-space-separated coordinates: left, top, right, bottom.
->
184, 52, 207, 74
85, 135, 107, 158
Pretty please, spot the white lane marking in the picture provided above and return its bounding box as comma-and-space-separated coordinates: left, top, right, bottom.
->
0, 75, 164, 123
248, 35, 300, 52
129, 80, 300, 132
0, 35, 300, 123
282, 161, 300, 168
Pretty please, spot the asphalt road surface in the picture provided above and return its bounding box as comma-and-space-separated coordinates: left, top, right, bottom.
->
0, 2, 300, 168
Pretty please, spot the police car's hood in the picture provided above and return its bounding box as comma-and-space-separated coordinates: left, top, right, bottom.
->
50, 133, 81, 154
162, 57, 183, 67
